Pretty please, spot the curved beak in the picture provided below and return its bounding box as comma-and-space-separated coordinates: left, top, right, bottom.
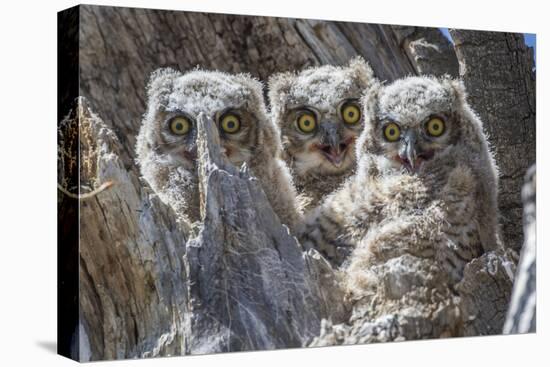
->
317, 122, 348, 166
399, 130, 418, 172
320, 122, 340, 148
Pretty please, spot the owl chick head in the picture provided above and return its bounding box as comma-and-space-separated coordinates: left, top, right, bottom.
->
139, 67, 277, 169
136, 67, 278, 223
357, 75, 485, 177
268, 57, 375, 177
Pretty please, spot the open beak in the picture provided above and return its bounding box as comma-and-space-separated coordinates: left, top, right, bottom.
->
316, 123, 351, 167
397, 130, 434, 173
318, 143, 346, 166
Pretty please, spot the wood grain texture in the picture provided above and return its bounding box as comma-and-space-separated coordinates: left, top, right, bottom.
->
504, 165, 536, 334
392, 25, 459, 77
310, 249, 517, 345
450, 30, 536, 252
73, 99, 190, 360
186, 114, 327, 353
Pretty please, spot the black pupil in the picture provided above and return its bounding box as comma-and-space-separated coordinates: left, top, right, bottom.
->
227, 120, 235, 129
348, 111, 354, 117
389, 128, 396, 136
433, 123, 440, 130
304, 119, 311, 126
175, 122, 184, 131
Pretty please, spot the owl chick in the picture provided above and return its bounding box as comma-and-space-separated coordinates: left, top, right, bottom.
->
136, 68, 301, 229
300, 75, 501, 277
268, 57, 376, 212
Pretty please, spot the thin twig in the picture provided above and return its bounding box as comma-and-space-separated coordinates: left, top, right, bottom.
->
57, 180, 115, 200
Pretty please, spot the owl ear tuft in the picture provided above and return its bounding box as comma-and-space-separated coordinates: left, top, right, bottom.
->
235, 73, 265, 98
146, 67, 180, 100
361, 80, 383, 121
268, 71, 295, 112
347, 56, 375, 89
450, 78, 468, 102
439, 74, 468, 108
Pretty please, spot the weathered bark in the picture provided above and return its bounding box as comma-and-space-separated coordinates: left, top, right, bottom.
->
457, 249, 517, 336
504, 165, 536, 333
450, 30, 536, 252
392, 26, 459, 77
294, 19, 415, 81
184, 114, 329, 353
310, 249, 517, 346
62, 99, 189, 361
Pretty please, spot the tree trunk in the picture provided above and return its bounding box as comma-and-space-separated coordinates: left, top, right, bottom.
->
449, 30, 536, 252
310, 250, 517, 346
58, 4, 535, 361
392, 26, 459, 77
185, 113, 334, 353
60, 99, 190, 361
504, 165, 536, 333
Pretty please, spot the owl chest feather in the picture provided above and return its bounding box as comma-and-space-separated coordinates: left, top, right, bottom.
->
294, 169, 353, 212
360, 169, 483, 281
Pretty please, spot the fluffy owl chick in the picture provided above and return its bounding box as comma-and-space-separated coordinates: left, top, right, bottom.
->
136, 68, 301, 229
268, 57, 376, 212
300, 75, 501, 279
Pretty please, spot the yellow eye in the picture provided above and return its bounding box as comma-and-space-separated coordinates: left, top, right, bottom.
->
220, 113, 241, 134
426, 117, 445, 137
341, 103, 361, 124
384, 123, 401, 142
169, 116, 191, 135
297, 112, 317, 133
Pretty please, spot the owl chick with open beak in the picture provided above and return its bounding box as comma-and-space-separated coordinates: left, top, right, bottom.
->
268, 57, 377, 212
